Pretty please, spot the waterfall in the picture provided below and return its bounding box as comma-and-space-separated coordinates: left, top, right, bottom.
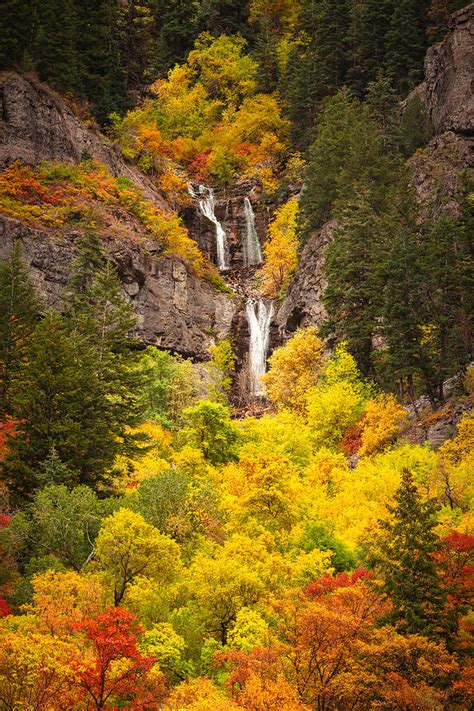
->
245, 299, 274, 396
188, 184, 229, 270
242, 197, 262, 266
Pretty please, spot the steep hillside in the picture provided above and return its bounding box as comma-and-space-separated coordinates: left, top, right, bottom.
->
277, 3, 474, 342
0, 73, 237, 359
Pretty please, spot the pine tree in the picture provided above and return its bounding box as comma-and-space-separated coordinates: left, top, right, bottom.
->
300, 89, 393, 233
65, 233, 149, 446
282, 0, 350, 148
345, 0, 395, 95
34, 0, 80, 95
198, 0, 251, 37
75, 0, 127, 123
364, 74, 401, 153
322, 189, 385, 375
3, 311, 114, 497
0, 243, 38, 417
152, 0, 200, 75
0, 0, 37, 70
417, 204, 474, 402
385, 0, 430, 94
380, 182, 427, 402
372, 469, 453, 641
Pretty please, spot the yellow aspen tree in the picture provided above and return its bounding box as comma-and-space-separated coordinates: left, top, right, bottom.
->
260, 197, 299, 298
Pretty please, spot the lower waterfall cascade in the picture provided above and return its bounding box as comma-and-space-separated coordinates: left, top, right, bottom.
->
245, 299, 274, 397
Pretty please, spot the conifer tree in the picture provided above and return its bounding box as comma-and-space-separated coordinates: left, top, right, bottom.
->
152, 0, 200, 74
372, 469, 453, 641
0, 243, 38, 416
384, 0, 430, 94
345, 0, 395, 95
322, 189, 384, 375
0, 0, 36, 69
300, 89, 393, 234
75, 0, 127, 123
4, 311, 112, 497
64, 233, 147, 432
282, 0, 350, 148
380, 182, 427, 401
34, 0, 80, 95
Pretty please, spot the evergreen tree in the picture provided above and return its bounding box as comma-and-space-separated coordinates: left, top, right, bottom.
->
371, 469, 453, 641
152, 0, 201, 74
118, 0, 159, 88
65, 232, 149, 445
364, 74, 401, 153
34, 0, 80, 95
345, 0, 395, 95
322, 189, 385, 375
300, 90, 394, 234
380, 187, 427, 403
198, 0, 251, 37
385, 0, 430, 94
3, 311, 113, 497
0, 0, 37, 70
399, 95, 434, 158
75, 0, 127, 123
0, 243, 38, 417
417, 204, 474, 402
282, 0, 350, 148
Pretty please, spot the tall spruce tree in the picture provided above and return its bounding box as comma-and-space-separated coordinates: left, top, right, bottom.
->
385, 0, 430, 94
300, 89, 394, 234
345, 0, 395, 95
64, 233, 149, 438
4, 311, 113, 497
0, 0, 37, 70
0, 243, 38, 417
75, 0, 127, 123
34, 0, 80, 95
417, 206, 474, 402
323, 189, 385, 375
282, 0, 350, 148
371, 469, 454, 642
378, 179, 429, 401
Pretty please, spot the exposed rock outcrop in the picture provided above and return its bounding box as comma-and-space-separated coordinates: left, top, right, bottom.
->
409, 130, 473, 216
184, 185, 272, 270
0, 213, 236, 359
0, 72, 168, 208
275, 220, 335, 342
419, 4, 474, 136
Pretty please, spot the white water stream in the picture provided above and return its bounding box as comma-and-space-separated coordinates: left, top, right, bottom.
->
188, 184, 229, 270
245, 299, 274, 396
242, 197, 262, 266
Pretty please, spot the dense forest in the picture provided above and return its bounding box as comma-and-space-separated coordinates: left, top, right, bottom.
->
0, 1, 473, 709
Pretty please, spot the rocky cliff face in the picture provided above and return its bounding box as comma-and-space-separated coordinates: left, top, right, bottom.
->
276, 4, 474, 342
275, 221, 335, 342
0, 212, 236, 359
0, 73, 168, 208
0, 73, 238, 360
420, 4, 474, 136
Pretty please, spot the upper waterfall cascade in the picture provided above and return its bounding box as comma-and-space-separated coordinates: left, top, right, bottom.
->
242, 197, 262, 266
245, 299, 274, 396
188, 184, 229, 270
